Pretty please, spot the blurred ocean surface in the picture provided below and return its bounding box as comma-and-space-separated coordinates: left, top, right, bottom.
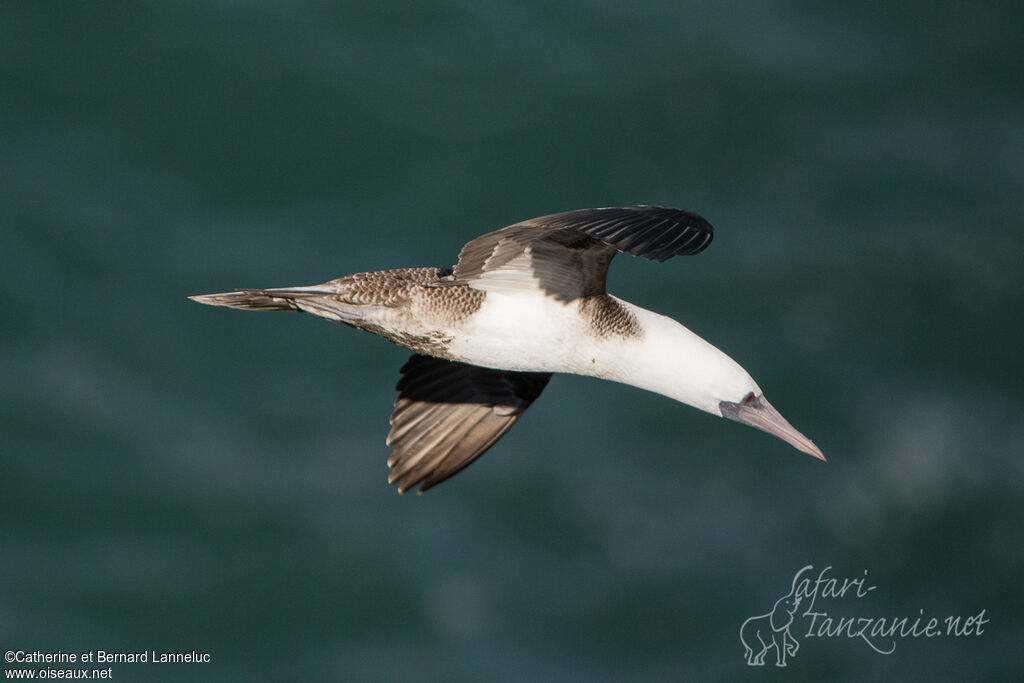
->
2, 1, 1022, 680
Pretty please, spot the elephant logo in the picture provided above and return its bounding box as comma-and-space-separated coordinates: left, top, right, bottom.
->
740, 577, 802, 666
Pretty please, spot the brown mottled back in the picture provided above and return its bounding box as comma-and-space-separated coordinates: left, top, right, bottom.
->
325, 267, 447, 307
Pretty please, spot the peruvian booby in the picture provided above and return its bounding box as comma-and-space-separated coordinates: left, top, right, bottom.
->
191, 205, 824, 493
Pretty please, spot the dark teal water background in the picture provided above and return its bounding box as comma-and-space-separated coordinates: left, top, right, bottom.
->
3, 2, 1022, 680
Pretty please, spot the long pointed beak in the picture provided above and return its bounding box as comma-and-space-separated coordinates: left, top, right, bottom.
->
719, 395, 826, 461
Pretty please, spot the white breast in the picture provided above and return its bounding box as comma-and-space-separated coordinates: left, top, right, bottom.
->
446, 292, 608, 373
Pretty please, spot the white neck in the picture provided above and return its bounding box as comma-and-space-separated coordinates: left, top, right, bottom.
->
590, 299, 761, 415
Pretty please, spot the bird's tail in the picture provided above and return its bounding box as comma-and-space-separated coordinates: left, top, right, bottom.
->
188, 285, 334, 312
189, 284, 377, 324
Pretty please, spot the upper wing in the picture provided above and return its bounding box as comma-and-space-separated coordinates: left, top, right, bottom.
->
386, 354, 552, 493
452, 205, 713, 300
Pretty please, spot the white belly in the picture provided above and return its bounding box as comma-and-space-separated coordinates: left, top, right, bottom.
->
446, 293, 605, 373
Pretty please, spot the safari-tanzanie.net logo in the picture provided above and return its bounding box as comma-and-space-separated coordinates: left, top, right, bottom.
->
740, 565, 988, 667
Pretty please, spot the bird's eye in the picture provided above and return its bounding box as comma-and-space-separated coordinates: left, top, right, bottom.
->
743, 392, 756, 404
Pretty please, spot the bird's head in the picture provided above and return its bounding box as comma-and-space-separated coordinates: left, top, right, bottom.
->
662, 334, 825, 461
615, 305, 825, 461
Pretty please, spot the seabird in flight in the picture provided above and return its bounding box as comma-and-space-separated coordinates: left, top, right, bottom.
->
191, 205, 824, 493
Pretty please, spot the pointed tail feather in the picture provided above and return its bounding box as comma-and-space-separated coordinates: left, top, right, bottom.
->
189, 286, 336, 312
190, 285, 375, 325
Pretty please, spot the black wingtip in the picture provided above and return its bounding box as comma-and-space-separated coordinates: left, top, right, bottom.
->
537, 205, 714, 261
